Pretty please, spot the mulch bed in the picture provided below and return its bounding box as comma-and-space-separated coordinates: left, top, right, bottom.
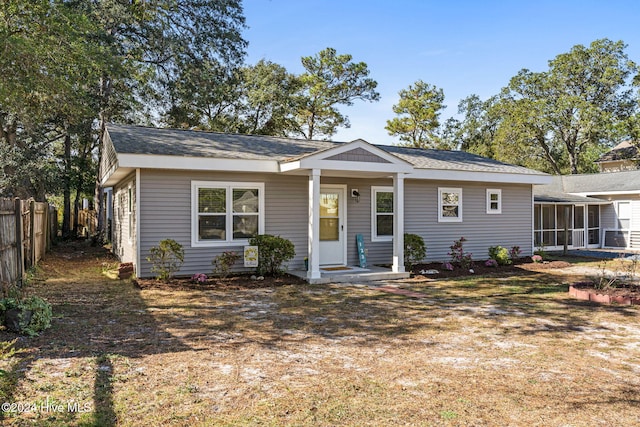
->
408, 258, 572, 280
134, 273, 307, 290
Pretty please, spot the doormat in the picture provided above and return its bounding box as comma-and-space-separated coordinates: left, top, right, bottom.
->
321, 266, 352, 271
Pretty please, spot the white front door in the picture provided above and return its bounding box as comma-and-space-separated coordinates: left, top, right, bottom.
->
319, 185, 346, 265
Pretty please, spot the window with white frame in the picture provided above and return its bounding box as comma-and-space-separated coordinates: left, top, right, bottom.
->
616, 201, 631, 230
438, 187, 462, 222
486, 189, 502, 214
192, 181, 264, 246
372, 186, 393, 241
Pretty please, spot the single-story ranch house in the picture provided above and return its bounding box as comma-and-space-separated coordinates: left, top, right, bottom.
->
100, 124, 552, 282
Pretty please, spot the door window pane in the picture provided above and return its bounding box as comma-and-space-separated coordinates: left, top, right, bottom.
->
320, 194, 339, 217
320, 218, 339, 241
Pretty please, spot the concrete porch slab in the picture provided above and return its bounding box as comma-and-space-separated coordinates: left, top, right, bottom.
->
289, 265, 410, 284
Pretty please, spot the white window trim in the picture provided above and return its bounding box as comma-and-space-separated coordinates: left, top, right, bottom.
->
191, 180, 265, 247
486, 189, 502, 214
371, 186, 394, 242
438, 187, 463, 223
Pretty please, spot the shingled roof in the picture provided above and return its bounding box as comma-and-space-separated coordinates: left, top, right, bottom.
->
534, 170, 640, 204
106, 124, 545, 176
596, 140, 639, 162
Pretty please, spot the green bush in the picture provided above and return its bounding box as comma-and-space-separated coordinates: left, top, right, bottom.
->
488, 245, 511, 265
249, 234, 295, 276
0, 296, 52, 337
404, 233, 426, 270
147, 239, 185, 281
212, 250, 242, 278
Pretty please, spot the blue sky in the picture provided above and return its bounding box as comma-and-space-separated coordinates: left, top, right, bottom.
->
242, 0, 640, 145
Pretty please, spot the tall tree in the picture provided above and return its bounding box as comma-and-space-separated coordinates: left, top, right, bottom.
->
235, 60, 301, 135
292, 48, 379, 140
489, 39, 638, 174
385, 80, 447, 148
444, 94, 501, 155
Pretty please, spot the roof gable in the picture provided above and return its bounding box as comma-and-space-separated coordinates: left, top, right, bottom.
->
279, 139, 413, 174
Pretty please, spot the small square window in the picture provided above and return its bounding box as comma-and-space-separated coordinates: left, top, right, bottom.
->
486, 189, 502, 214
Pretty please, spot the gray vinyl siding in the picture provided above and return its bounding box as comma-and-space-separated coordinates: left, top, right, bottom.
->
138, 170, 310, 278
325, 148, 391, 163
112, 172, 136, 265
135, 170, 536, 277
99, 133, 118, 181
404, 180, 534, 262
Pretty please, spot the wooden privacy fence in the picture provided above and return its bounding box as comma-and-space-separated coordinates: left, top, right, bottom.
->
0, 198, 57, 293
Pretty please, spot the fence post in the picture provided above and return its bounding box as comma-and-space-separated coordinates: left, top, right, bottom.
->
30, 199, 35, 268
14, 198, 23, 286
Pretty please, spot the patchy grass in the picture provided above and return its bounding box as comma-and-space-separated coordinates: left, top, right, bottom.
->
0, 243, 639, 426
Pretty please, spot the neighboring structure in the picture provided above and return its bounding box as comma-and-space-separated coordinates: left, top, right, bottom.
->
99, 124, 550, 281
596, 140, 639, 172
533, 170, 640, 250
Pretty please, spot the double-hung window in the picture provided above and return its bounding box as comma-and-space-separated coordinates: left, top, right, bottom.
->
438, 187, 462, 222
192, 181, 264, 246
486, 189, 502, 214
372, 186, 393, 241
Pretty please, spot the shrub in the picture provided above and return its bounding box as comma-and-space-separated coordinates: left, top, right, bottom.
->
147, 239, 184, 282
0, 296, 52, 337
191, 273, 208, 284
249, 234, 295, 276
404, 233, 426, 270
488, 245, 511, 265
449, 237, 473, 270
485, 259, 498, 268
531, 254, 543, 263
212, 251, 241, 278
509, 246, 522, 261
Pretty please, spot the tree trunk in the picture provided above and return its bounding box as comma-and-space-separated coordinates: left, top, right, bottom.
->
62, 132, 72, 238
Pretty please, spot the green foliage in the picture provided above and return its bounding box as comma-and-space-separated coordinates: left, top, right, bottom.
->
212, 251, 242, 279
488, 245, 511, 265
147, 239, 185, 282
404, 233, 426, 270
249, 234, 295, 276
293, 47, 380, 139
454, 39, 638, 175
0, 296, 52, 337
386, 81, 447, 148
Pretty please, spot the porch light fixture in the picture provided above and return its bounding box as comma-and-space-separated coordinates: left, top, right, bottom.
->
351, 189, 360, 203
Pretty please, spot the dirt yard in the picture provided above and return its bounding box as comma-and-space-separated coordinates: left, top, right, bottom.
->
1, 243, 639, 426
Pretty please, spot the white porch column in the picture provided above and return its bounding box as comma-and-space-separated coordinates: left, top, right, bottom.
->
392, 173, 405, 273
308, 169, 321, 279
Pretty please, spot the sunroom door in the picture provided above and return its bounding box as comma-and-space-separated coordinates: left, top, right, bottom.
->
319, 186, 346, 266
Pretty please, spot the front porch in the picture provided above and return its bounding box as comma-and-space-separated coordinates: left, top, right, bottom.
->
289, 265, 410, 284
